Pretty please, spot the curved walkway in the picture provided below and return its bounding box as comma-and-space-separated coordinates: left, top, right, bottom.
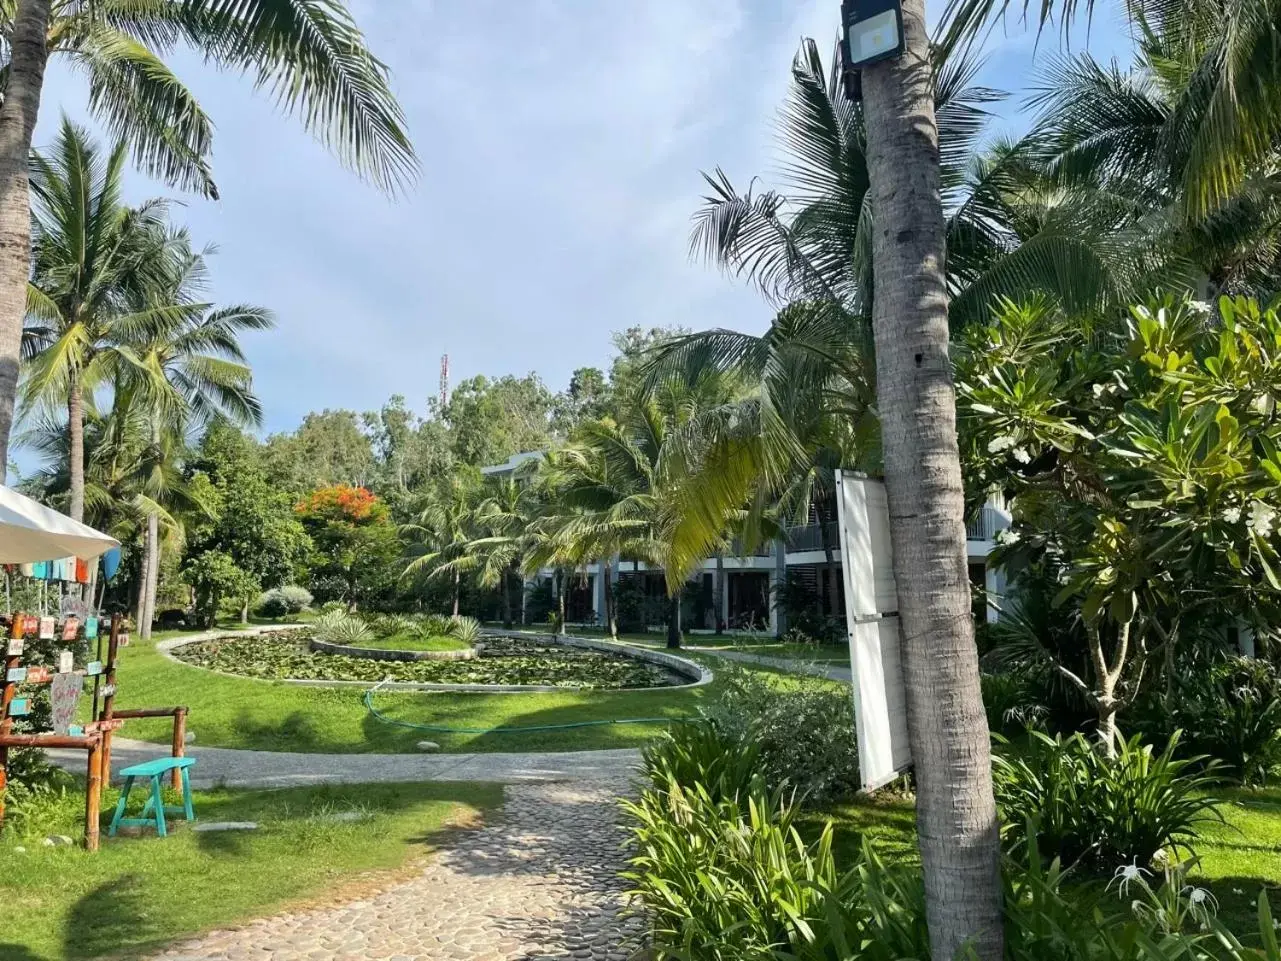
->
145, 774, 644, 961
47, 737, 641, 788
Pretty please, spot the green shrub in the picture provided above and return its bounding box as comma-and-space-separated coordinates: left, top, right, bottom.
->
277, 585, 313, 613
994, 730, 1222, 870
312, 611, 374, 646
370, 613, 415, 638
700, 664, 859, 807
449, 615, 482, 644
982, 671, 1049, 736
419, 613, 455, 637
1134, 657, 1281, 787
256, 591, 290, 619
626, 734, 1276, 961
641, 723, 761, 804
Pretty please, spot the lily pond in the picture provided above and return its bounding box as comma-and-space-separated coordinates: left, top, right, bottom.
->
172, 631, 687, 689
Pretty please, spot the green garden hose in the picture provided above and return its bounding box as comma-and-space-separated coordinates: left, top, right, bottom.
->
361, 680, 694, 736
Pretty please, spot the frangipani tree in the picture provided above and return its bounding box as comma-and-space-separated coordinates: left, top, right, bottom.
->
957, 294, 1281, 749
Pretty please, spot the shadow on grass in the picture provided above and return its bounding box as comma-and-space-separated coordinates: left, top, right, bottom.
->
60, 878, 154, 960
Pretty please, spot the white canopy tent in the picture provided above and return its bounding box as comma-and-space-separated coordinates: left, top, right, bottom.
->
0, 486, 118, 564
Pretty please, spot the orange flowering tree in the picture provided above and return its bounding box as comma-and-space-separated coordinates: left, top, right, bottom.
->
296, 485, 401, 608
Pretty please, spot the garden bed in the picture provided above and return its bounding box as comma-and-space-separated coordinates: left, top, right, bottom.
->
310, 634, 478, 662
171, 630, 693, 690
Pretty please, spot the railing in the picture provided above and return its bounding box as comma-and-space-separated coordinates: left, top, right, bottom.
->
730, 538, 775, 558
966, 504, 1011, 541
785, 521, 840, 554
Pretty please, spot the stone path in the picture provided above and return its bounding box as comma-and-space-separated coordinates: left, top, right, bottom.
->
145, 771, 646, 961
685, 646, 852, 683
47, 736, 641, 789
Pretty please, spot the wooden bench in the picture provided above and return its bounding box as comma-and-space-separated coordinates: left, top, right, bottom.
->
108, 756, 197, 838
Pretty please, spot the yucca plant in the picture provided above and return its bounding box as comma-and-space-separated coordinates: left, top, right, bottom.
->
417, 613, 455, 638
448, 615, 483, 644
994, 730, 1223, 871
312, 611, 374, 647
369, 614, 415, 639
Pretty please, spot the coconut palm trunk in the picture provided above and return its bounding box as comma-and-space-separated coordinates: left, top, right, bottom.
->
714, 554, 725, 634
860, 2, 1003, 958
67, 373, 85, 522
666, 590, 682, 649
0, 0, 53, 480
602, 558, 617, 638
141, 514, 160, 640
502, 564, 515, 629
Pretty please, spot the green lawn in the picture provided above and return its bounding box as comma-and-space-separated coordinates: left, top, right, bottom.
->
807, 787, 1281, 938
107, 627, 722, 754
356, 632, 471, 652
0, 780, 501, 961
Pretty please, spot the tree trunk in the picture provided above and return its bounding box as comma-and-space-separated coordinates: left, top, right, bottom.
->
140, 513, 159, 640
714, 554, 725, 634
555, 569, 566, 635
602, 558, 617, 639
820, 509, 836, 617
451, 568, 460, 617
666, 590, 682, 649
66, 373, 86, 523
239, 599, 249, 624
502, 565, 514, 629
861, 2, 1003, 956
0, 0, 52, 480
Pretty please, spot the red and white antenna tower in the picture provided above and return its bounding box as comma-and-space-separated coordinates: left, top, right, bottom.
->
439, 354, 450, 408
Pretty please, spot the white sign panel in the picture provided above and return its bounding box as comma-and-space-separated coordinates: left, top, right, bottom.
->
835, 472, 898, 614
835, 471, 913, 790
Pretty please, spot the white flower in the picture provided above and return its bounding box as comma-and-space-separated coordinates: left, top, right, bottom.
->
1233, 888, 1245, 895
1093, 383, 1107, 398
987, 435, 1017, 453
1188, 300, 1213, 316
996, 529, 1021, 546
1188, 888, 1209, 904
1013, 448, 1032, 464
1223, 507, 1242, 524
1249, 500, 1277, 537
1111, 861, 1151, 895
1150, 848, 1170, 866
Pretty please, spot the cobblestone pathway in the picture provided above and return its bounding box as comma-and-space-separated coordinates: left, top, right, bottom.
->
146, 775, 646, 961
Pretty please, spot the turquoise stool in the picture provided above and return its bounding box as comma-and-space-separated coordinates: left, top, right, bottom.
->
108, 757, 198, 838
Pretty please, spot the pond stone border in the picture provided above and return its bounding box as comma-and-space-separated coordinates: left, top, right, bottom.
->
159, 626, 713, 693
308, 637, 479, 662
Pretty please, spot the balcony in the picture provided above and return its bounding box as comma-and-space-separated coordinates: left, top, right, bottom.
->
785, 521, 840, 554
966, 504, 1011, 542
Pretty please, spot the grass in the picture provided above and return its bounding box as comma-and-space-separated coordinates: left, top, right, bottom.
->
0, 779, 501, 961
355, 632, 471, 653
804, 785, 1281, 939
104, 626, 727, 754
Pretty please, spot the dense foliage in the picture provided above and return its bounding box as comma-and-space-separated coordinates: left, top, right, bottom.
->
993, 730, 1222, 871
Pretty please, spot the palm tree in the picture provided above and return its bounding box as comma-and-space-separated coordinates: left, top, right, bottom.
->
21, 119, 194, 523
125, 236, 272, 638
402, 470, 482, 616
0, 0, 417, 480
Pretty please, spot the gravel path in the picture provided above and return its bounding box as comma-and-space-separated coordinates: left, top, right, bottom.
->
47, 737, 641, 789
145, 773, 646, 961
685, 646, 852, 683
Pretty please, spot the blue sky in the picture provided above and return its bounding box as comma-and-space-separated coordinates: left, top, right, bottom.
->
30, 0, 1134, 441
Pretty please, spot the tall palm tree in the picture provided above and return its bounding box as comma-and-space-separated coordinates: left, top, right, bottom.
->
0, 0, 417, 480
21, 118, 191, 523
125, 235, 272, 637
402, 470, 482, 616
